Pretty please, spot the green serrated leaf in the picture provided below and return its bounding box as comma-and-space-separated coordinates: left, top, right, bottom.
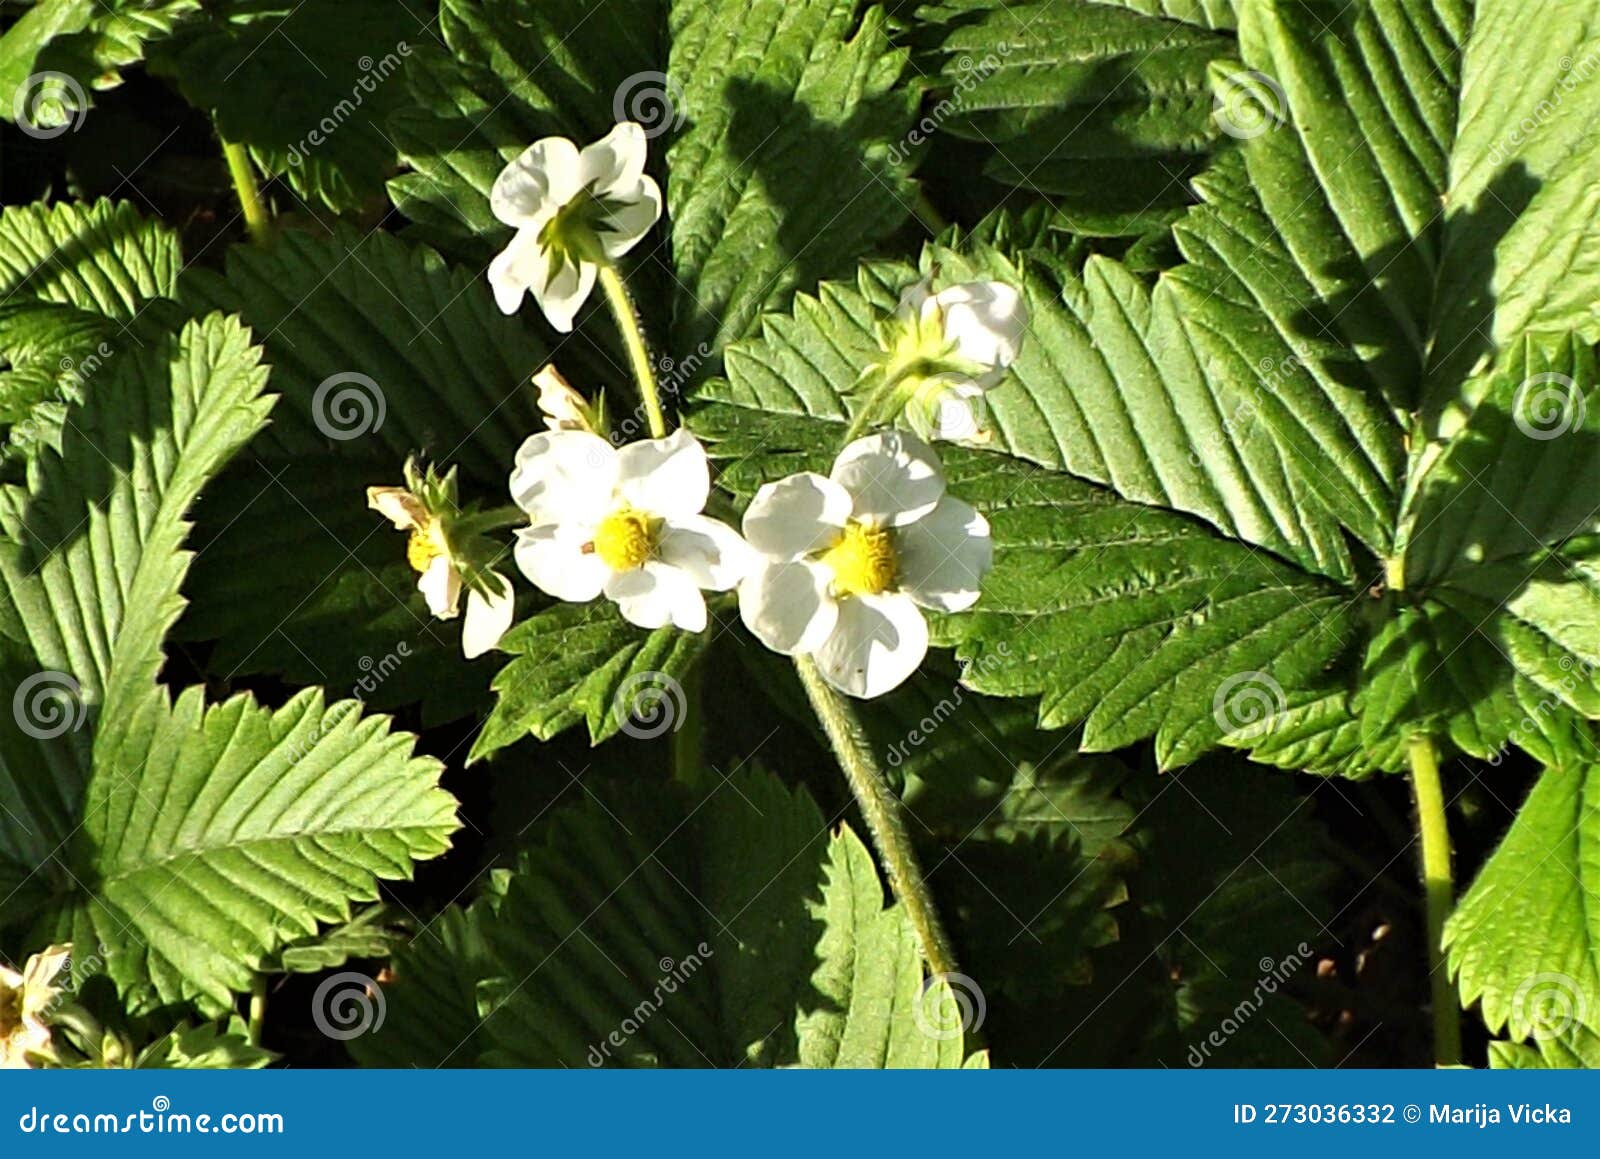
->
471, 598, 711, 757
0, 314, 272, 712
149, 0, 431, 213
373, 769, 830, 1067
1447, 759, 1600, 1054
0, 199, 180, 319
347, 874, 509, 1069
908, 0, 1228, 232
181, 228, 546, 480
0, 0, 202, 126
134, 1022, 274, 1070
666, 0, 918, 353
55, 686, 456, 1014
798, 823, 985, 1067
265, 904, 408, 975
0, 311, 458, 1015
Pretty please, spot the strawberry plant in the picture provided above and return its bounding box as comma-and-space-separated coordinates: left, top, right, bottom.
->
0, 0, 1597, 1071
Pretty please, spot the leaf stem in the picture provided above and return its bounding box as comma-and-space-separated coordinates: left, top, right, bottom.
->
221, 139, 270, 245
1385, 554, 1407, 595
248, 975, 268, 1048
794, 654, 959, 977
598, 264, 667, 439
1408, 735, 1461, 1067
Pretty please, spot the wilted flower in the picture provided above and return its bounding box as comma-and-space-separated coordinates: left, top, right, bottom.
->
533, 364, 603, 434
488, 122, 663, 331
1, 945, 70, 1069
510, 429, 751, 632
738, 431, 992, 697
368, 458, 515, 659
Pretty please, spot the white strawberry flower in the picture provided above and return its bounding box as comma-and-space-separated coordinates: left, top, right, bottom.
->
510, 429, 752, 632
368, 465, 515, 659
880, 279, 1029, 441
488, 122, 663, 331
738, 431, 992, 698
1, 944, 70, 1069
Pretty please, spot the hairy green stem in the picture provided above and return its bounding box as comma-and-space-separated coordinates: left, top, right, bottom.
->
794, 655, 959, 977
248, 975, 268, 1048
221, 139, 270, 245
841, 375, 903, 444
1409, 735, 1461, 1067
594, 267, 701, 789
598, 264, 667, 439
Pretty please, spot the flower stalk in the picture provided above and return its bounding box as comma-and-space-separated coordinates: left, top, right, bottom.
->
221, 138, 270, 245
794, 654, 959, 977
841, 375, 903, 444
1408, 734, 1461, 1068
598, 264, 668, 440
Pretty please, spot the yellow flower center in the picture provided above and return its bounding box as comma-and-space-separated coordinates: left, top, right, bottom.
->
593, 507, 658, 571
821, 521, 897, 597
406, 520, 450, 574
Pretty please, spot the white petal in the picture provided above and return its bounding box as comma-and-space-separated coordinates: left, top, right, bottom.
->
814, 592, 928, 698
830, 430, 946, 527
933, 281, 1028, 378
462, 572, 516, 658
739, 560, 838, 655
20, 946, 69, 999
616, 428, 709, 519
514, 523, 610, 603
578, 121, 649, 196
491, 137, 582, 226
895, 278, 933, 322
659, 514, 755, 591
742, 472, 851, 560
532, 254, 597, 333
896, 496, 992, 612
509, 429, 618, 525
605, 561, 707, 632
927, 380, 986, 442
597, 175, 662, 259
417, 556, 461, 619
487, 226, 551, 315
366, 486, 424, 530
533, 364, 592, 432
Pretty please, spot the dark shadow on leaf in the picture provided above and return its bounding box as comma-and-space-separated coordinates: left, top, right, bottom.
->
1280, 163, 1538, 416
665, 74, 914, 357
